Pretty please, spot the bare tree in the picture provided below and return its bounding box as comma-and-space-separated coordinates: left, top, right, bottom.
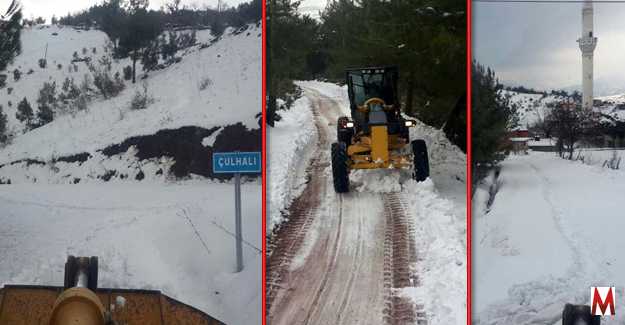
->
531, 101, 552, 138
166, 0, 182, 14
547, 102, 598, 160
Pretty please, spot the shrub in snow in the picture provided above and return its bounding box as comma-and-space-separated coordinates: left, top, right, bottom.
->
60, 77, 81, 101
123, 66, 132, 81
13, 69, 21, 81
7, 101, 12, 107
0, 74, 6, 88
130, 82, 153, 110
27, 69, 34, 75
141, 41, 159, 72
70, 93, 89, 112
0, 105, 8, 144
89, 55, 124, 99
16, 97, 35, 129
36, 105, 54, 127
179, 30, 197, 49
38, 58, 47, 68
35, 81, 58, 127
199, 77, 212, 91
62, 77, 71, 92
161, 32, 177, 61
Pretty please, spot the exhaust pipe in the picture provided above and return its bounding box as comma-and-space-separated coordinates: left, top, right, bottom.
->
49, 256, 107, 325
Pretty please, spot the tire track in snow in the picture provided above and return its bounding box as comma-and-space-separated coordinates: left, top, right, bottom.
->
528, 161, 584, 273
336, 211, 364, 324
302, 195, 343, 325
478, 160, 599, 324
383, 193, 426, 325
266, 95, 330, 313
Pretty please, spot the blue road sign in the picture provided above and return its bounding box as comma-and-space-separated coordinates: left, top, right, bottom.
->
213, 151, 261, 174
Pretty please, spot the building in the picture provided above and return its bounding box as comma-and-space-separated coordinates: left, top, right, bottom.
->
577, 0, 598, 110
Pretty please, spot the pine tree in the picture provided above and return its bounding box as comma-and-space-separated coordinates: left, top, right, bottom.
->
35, 82, 57, 127
118, 0, 163, 83
0, 0, 23, 71
0, 105, 8, 144
471, 61, 518, 183
16, 97, 34, 129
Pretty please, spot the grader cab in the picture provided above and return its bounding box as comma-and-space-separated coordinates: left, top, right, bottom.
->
332, 67, 430, 193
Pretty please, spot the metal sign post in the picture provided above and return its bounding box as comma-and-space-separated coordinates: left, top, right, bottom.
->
234, 172, 243, 272
213, 151, 261, 273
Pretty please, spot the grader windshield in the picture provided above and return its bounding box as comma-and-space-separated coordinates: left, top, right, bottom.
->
346, 67, 399, 108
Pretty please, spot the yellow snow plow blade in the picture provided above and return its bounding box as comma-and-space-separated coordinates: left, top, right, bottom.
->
0, 285, 225, 325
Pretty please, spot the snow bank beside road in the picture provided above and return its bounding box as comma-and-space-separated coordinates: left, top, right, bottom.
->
268, 95, 317, 233
401, 179, 466, 325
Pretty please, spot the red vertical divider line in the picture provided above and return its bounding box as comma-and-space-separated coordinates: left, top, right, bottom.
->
466, 0, 472, 323
261, 0, 267, 323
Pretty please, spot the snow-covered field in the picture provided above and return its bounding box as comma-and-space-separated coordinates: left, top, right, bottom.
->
0, 22, 262, 325
474, 151, 625, 324
0, 182, 261, 324
269, 81, 466, 325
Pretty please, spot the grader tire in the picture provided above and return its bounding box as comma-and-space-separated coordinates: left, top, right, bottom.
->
412, 139, 430, 182
331, 142, 350, 193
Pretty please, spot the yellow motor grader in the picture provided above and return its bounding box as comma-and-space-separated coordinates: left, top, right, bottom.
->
331, 66, 429, 193
0, 256, 224, 325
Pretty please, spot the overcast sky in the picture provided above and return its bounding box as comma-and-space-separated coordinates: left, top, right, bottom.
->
299, 0, 326, 18
1, 0, 250, 21
474, 1, 625, 92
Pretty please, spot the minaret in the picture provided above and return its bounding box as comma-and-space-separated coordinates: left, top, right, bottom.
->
577, 0, 597, 109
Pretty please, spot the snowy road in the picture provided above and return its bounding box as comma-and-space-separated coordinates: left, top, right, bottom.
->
0, 183, 261, 325
267, 85, 466, 325
474, 152, 625, 324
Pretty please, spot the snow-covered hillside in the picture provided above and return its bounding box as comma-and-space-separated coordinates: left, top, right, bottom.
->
0, 23, 261, 183
501, 90, 565, 129
504, 89, 625, 130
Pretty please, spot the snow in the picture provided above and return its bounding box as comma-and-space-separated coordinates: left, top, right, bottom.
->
0, 22, 262, 325
400, 179, 466, 325
474, 151, 625, 324
504, 89, 625, 130
0, 24, 261, 165
267, 94, 317, 233
501, 90, 564, 128
0, 182, 261, 325
296, 80, 351, 115
202, 127, 222, 147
